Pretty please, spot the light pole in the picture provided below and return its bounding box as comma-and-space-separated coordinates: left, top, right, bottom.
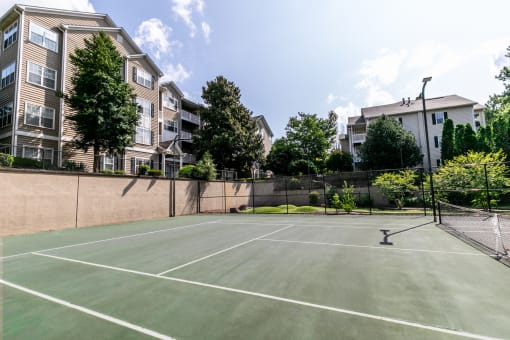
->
420, 76, 436, 221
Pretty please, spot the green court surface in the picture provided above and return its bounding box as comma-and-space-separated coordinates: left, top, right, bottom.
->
2, 214, 510, 339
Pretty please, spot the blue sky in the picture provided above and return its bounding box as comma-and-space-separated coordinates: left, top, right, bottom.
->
3, 0, 510, 138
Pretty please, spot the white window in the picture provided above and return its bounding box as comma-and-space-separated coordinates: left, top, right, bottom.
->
103, 155, 115, 171
22, 145, 53, 163
1, 62, 16, 88
432, 112, 448, 125
135, 98, 152, 145
25, 103, 55, 129
27, 62, 56, 89
0, 144, 10, 154
3, 21, 18, 50
29, 22, 58, 52
134, 158, 150, 174
0, 102, 13, 128
164, 119, 178, 132
163, 92, 177, 110
135, 67, 153, 88
434, 135, 442, 148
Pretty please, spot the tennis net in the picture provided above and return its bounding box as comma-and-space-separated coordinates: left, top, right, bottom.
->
438, 201, 510, 260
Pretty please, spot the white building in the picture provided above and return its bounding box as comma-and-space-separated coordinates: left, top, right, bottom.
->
342, 95, 486, 170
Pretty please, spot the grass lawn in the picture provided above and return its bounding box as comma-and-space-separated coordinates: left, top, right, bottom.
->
242, 205, 428, 215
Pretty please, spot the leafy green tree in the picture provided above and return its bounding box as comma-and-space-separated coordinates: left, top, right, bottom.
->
453, 124, 466, 156
492, 116, 510, 157
359, 115, 422, 170
485, 46, 510, 123
373, 170, 419, 209
463, 123, 478, 152
433, 151, 509, 208
266, 138, 297, 175
193, 76, 264, 176
441, 118, 454, 162
326, 150, 353, 172
64, 32, 138, 172
285, 111, 338, 170
195, 151, 217, 181
476, 126, 493, 153
339, 180, 356, 213
288, 159, 318, 176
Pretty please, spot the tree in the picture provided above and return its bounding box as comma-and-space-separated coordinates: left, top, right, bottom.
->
64, 31, 138, 172
476, 126, 493, 153
463, 123, 478, 152
326, 150, 353, 172
359, 115, 422, 170
195, 151, 217, 180
193, 76, 264, 175
266, 138, 296, 175
492, 116, 510, 157
453, 124, 466, 156
285, 112, 338, 169
485, 46, 510, 123
372, 170, 419, 209
441, 118, 454, 162
433, 151, 508, 208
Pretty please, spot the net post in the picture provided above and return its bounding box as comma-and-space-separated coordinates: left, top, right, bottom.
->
379, 229, 393, 245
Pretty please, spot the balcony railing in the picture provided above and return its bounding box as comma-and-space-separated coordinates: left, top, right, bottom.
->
180, 131, 193, 141
160, 130, 178, 143
181, 110, 200, 125
182, 153, 196, 163
352, 133, 366, 143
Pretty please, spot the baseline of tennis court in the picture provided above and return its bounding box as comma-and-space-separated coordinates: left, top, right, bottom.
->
2, 214, 510, 339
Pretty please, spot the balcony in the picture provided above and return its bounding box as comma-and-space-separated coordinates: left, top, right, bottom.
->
160, 130, 178, 143
180, 130, 193, 141
352, 133, 366, 144
181, 110, 200, 125
182, 153, 196, 163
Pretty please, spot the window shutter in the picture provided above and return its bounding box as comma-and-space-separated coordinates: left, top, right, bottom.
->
444, 112, 448, 120
132, 67, 137, 83
150, 159, 154, 169
151, 103, 154, 117
151, 131, 154, 145
151, 76, 155, 90
434, 136, 439, 148
99, 155, 104, 170
432, 113, 436, 125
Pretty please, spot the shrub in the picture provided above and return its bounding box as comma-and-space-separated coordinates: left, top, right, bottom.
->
309, 191, 320, 206
114, 169, 125, 175
12, 157, 44, 169
195, 151, 217, 181
100, 169, 114, 175
287, 177, 303, 190
373, 170, 418, 209
147, 169, 163, 177
0, 153, 14, 167
138, 164, 149, 175
339, 180, 356, 213
62, 160, 85, 171
356, 193, 373, 207
178, 164, 197, 178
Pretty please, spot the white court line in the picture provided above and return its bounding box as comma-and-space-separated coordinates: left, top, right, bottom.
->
0, 279, 174, 340
31, 252, 498, 340
156, 224, 295, 276
1, 221, 215, 261
258, 238, 484, 256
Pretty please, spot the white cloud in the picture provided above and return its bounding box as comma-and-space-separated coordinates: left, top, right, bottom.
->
1, 0, 94, 14
334, 102, 360, 134
201, 22, 211, 43
359, 49, 408, 86
172, 0, 211, 40
326, 93, 338, 104
161, 63, 191, 83
134, 18, 176, 60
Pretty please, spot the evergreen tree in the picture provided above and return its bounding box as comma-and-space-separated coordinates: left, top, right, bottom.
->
65, 31, 138, 172
492, 116, 510, 157
463, 123, 478, 152
453, 124, 466, 156
193, 76, 264, 175
266, 138, 297, 175
476, 126, 493, 153
441, 118, 454, 162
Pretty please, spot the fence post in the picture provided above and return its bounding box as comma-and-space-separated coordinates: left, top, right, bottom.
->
420, 168, 427, 216
224, 179, 227, 214
252, 178, 255, 214
484, 163, 492, 212
197, 180, 201, 214
285, 176, 289, 214
367, 171, 372, 215
323, 173, 327, 215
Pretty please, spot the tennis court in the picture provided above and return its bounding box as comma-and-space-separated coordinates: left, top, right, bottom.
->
2, 214, 510, 339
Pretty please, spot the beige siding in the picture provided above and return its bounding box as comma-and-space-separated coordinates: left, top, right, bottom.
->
62, 142, 94, 171
15, 135, 58, 162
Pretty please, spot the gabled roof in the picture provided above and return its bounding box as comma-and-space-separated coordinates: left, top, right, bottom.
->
160, 81, 184, 98
348, 115, 365, 125
1, 4, 162, 76
474, 103, 486, 111
253, 115, 274, 137
361, 95, 478, 119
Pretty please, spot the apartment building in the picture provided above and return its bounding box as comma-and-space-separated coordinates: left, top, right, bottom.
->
343, 95, 485, 170
253, 115, 273, 156
0, 4, 165, 175
158, 81, 201, 177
